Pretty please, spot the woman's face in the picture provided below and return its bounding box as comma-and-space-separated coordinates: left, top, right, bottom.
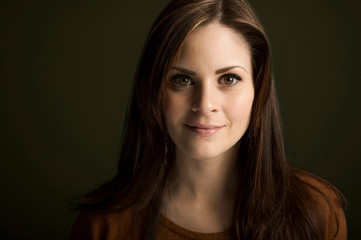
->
163, 22, 254, 161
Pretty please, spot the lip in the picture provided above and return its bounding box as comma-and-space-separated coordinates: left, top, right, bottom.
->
185, 123, 225, 135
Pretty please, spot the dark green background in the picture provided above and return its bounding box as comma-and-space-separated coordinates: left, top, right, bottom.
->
1, 0, 360, 239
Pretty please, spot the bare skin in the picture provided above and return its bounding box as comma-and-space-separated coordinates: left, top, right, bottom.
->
161, 22, 254, 233
162, 144, 239, 232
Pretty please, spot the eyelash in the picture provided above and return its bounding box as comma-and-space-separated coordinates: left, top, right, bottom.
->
219, 74, 242, 87
170, 74, 242, 88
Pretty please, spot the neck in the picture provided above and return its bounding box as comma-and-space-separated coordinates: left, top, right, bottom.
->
161, 145, 240, 232
167, 145, 239, 204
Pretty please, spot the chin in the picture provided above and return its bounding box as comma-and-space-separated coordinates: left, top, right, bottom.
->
189, 152, 222, 161
179, 143, 234, 161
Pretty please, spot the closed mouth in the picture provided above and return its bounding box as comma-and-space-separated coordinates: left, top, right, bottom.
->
185, 123, 224, 135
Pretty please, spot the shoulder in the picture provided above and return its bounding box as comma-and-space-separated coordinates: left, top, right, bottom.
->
292, 167, 347, 240
293, 167, 346, 209
70, 207, 142, 240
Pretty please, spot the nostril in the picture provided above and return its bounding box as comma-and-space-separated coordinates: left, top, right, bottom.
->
191, 103, 217, 115
191, 106, 201, 114
191, 86, 218, 115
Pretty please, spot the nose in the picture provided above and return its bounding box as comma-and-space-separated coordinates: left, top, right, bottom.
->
191, 82, 218, 115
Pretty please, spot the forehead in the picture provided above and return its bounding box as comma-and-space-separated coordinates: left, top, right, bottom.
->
174, 22, 252, 73
185, 22, 249, 48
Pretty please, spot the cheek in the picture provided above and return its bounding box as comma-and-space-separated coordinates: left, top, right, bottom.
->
163, 91, 187, 125
226, 90, 254, 126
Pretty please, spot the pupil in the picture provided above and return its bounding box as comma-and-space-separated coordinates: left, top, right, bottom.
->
180, 77, 188, 84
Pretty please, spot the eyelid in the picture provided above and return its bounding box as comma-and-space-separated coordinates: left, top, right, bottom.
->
170, 74, 193, 87
218, 73, 242, 86
169, 72, 242, 87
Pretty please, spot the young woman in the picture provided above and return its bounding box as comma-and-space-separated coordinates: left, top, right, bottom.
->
70, 0, 347, 239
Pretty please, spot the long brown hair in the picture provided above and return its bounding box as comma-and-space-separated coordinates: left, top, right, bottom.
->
78, 0, 346, 239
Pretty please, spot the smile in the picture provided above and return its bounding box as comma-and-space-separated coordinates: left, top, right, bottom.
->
185, 123, 224, 135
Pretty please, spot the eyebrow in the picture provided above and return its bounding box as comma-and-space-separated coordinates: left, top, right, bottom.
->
171, 65, 248, 75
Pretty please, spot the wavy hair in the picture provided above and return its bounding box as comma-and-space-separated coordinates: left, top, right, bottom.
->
78, 0, 346, 239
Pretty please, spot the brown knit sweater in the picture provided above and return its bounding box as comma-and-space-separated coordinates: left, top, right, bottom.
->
70, 176, 346, 240
70, 208, 235, 240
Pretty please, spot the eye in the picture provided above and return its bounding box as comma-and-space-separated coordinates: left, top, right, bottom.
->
219, 74, 242, 86
171, 74, 193, 86
219, 74, 241, 85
